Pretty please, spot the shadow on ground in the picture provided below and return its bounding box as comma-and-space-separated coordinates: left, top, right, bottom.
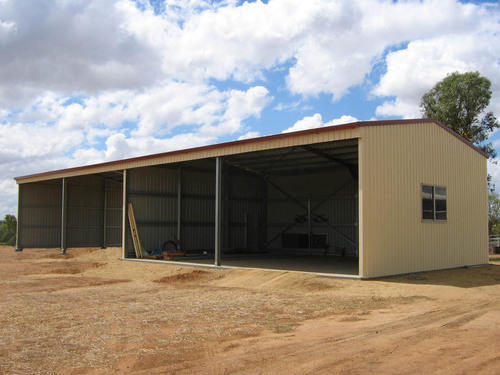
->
379, 264, 500, 288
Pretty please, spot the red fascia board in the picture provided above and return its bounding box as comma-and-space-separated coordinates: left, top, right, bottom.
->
14, 118, 487, 182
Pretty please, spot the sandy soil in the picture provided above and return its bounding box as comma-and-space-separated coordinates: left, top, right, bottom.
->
1, 246, 500, 374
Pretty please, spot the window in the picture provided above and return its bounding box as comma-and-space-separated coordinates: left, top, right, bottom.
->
421, 185, 447, 221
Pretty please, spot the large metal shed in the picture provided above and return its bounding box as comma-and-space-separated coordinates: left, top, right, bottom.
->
14, 119, 489, 278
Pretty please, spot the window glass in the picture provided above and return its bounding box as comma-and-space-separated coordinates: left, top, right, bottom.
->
435, 211, 447, 220
434, 186, 447, 221
423, 211, 435, 220
422, 185, 434, 220
435, 198, 447, 212
422, 185, 447, 222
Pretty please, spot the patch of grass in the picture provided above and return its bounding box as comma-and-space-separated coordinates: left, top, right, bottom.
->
265, 321, 299, 334
263, 313, 300, 334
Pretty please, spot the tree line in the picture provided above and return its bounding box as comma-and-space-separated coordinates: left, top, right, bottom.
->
0, 214, 16, 246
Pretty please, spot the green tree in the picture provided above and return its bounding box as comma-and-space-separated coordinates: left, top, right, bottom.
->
489, 193, 500, 235
420, 71, 499, 158
0, 214, 17, 246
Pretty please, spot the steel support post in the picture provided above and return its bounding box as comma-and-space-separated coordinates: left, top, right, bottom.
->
177, 166, 182, 248
243, 212, 248, 249
214, 157, 222, 266
102, 179, 107, 249
60, 177, 68, 254
121, 169, 128, 259
307, 197, 312, 252
15, 184, 23, 251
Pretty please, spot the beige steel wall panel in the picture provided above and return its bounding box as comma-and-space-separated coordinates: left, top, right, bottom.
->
17, 128, 360, 184
359, 122, 488, 278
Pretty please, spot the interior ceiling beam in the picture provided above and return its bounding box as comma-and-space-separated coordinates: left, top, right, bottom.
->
223, 160, 266, 180
261, 147, 297, 176
235, 152, 357, 168
228, 145, 357, 164
225, 157, 357, 178
300, 145, 357, 179
269, 165, 354, 176
250, 159, 333, 171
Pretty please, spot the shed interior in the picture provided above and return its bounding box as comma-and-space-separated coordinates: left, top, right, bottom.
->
17, 138, 358, 276
125, 138, 359, 276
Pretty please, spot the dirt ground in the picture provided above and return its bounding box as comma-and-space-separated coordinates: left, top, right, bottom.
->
1, 246, 500, 375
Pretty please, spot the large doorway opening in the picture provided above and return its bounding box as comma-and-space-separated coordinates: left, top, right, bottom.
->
125, 138, 358, 276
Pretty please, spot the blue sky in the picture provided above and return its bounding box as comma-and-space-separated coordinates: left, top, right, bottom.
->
0, 0, 499, 215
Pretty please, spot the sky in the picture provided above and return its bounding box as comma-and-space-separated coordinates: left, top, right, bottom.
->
0, 0, 499, 215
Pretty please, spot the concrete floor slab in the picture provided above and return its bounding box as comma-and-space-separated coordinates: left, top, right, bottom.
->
143, 254, 359, 276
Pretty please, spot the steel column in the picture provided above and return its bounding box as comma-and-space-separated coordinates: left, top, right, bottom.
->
60, 178, 68, 254
121, 169, 128, 259
307, 197, 312, 252
243, 212, 248, 249
15, 184, 22, 251
215, 157, 222, 266
102, 179, 107, 249
177, 166, 182, 247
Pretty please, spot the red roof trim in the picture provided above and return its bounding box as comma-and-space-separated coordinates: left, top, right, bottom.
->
14, 118, 488, 181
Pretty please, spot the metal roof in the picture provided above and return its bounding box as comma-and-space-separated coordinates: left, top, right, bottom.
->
14, 119, 487, 183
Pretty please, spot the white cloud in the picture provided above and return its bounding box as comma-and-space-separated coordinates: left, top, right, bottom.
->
205, 86, 271, 137
283, 113, 324, 133
0, 179, 17, 216
282, 114, 357, 133
131, 82, 224, 136
238, 131, 260, 140
0, 0, 162, 107
1, 0, 498, 106
0, 81, 272, 214
72, 132, 215, 164
374, 33, 500, 118
489, 160, 500, 192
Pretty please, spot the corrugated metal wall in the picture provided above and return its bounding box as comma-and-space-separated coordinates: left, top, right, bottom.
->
126, 160, 219, 257
104, 179, 123, 246
359, 122, 488, 278
126, 166, 179, 257
67, 175, 104, 247
267, 168, 357, 256
18, 174, 123, 249
226, 168, 266, 250
18, 180, 62, 248
181, 161, 215, 251
124, 160, 267, 258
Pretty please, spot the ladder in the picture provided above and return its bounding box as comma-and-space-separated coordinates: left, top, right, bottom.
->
127, 202, 143, 259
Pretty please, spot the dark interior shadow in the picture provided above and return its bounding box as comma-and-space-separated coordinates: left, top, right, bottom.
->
376, 263, 500, 288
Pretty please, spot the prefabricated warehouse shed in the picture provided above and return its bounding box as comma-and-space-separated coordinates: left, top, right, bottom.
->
14, 119, 489, 278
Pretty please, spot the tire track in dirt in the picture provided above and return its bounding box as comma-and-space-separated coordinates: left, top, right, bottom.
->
169, 300, 499, 375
